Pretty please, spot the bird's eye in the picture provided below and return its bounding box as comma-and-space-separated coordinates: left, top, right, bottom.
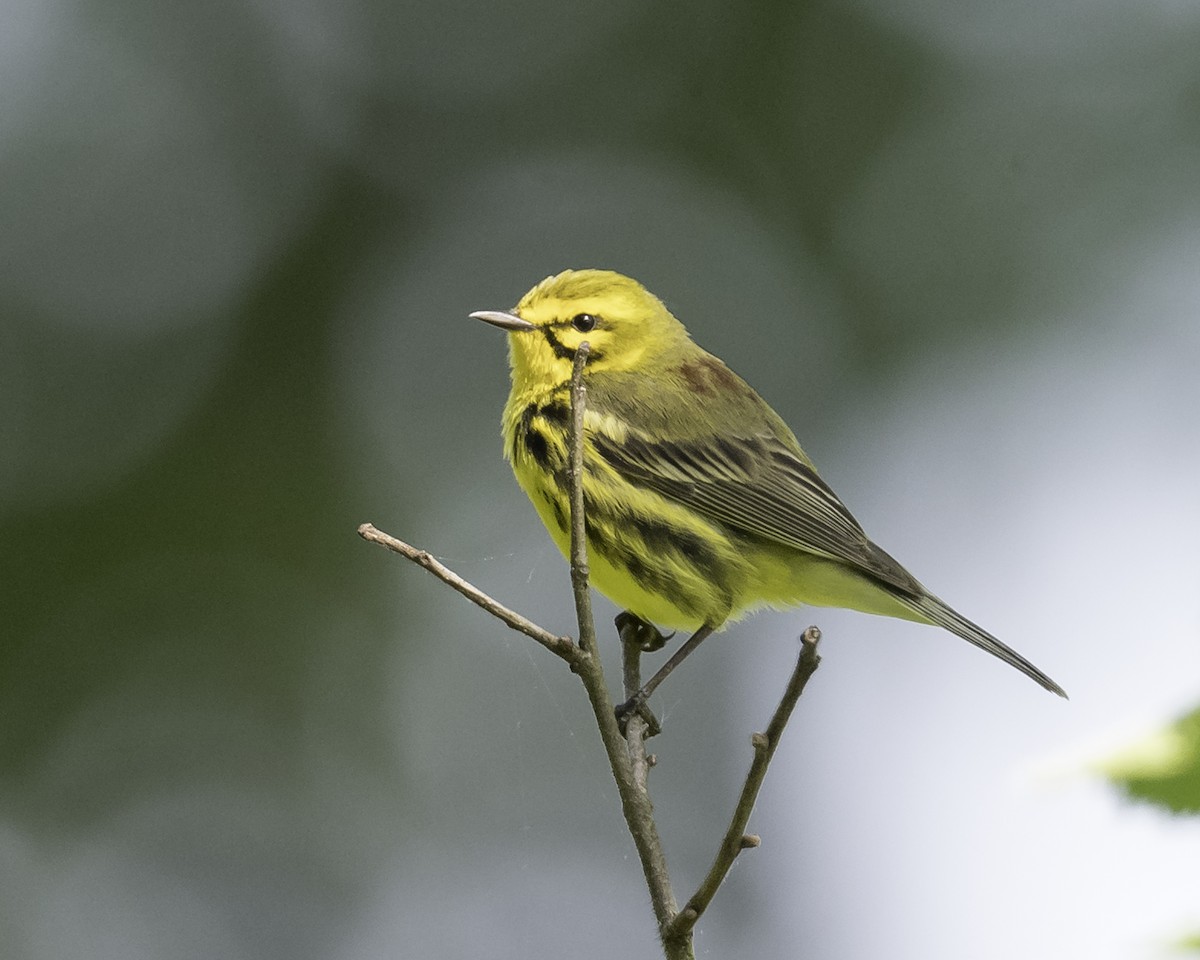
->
571, 313, 598, 333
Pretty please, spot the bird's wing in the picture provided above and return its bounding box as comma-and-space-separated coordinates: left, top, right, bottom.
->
590, 426, 923, 597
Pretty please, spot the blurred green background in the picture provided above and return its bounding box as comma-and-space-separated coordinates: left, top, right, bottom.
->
3, 0, 1200, 957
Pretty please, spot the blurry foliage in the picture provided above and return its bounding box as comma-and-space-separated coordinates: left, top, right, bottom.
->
3, 0, 1200, 955
1101, 703, 1200, 951
1102, 705, 1200, 815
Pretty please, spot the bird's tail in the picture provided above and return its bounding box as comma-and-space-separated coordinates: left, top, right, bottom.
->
896, 593, 1068, 698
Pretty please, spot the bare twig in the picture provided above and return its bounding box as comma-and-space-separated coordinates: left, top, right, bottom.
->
356, 523, 582, 666
665, 627, 822, 945
561, 345, 683, 949
618, 621, 657, 793
566, 344, 597, 657
360, 345, 825, 960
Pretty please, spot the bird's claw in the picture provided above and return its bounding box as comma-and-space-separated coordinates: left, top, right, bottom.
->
615, 695, 662, 738
614, 611, 674, 653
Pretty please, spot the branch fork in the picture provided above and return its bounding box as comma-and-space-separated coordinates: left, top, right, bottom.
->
358, 342, 822, 959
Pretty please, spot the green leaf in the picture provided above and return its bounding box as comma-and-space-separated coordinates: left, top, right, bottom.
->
1100, 706, 1200, 815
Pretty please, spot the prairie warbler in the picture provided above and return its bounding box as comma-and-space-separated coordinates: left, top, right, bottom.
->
472, 269, 1066, 707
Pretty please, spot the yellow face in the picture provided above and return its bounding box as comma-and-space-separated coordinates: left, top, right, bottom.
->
474, 269, 691, 389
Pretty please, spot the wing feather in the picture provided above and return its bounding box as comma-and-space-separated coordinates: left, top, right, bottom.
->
591, 427, 922, 596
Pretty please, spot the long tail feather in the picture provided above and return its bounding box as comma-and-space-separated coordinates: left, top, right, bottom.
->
897, 593, 1068, 698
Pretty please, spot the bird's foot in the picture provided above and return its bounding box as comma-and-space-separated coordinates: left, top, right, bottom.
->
614, 611, 674, 653
615, 694, 661, 738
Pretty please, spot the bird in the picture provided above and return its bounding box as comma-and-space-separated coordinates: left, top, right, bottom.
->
471, 268, 1066, 711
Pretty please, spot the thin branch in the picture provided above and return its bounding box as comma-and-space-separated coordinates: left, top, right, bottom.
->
561, 344, 683, 947
566, 344, 597, 657
360, 347, 824, 960
356, 523, 582, 666
619, 621, 656, 794
665, 627, 822, 945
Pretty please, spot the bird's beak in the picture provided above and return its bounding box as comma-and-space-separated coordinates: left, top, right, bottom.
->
470, 310, 536, 332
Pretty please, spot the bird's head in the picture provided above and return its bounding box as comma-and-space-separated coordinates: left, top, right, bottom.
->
472, 269, 691, 388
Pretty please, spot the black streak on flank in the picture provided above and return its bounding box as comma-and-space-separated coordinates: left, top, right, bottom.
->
618, 548, 682, 611
632, 515, 721, 575
512, 402, 536, 461
524, 427, 552, 469
516, 398, 568, 469
539, 399, 570, 427
541, 490, 568, 533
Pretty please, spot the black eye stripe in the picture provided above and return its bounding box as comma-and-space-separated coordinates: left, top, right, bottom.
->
541, 326, 604, 365
542, 327, 575, 360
